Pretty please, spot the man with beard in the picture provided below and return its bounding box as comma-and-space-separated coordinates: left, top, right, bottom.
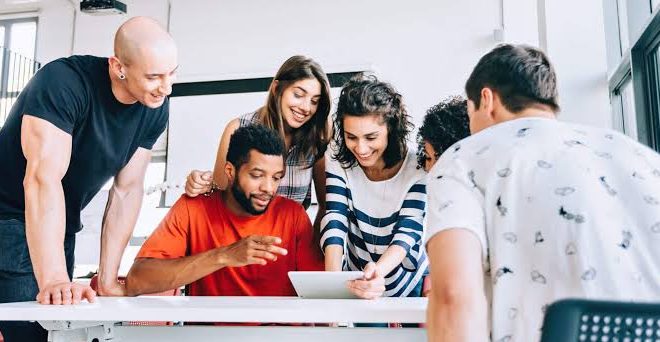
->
124, 124, 324, 297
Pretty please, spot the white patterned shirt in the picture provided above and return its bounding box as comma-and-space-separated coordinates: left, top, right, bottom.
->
425, 117, 660, 342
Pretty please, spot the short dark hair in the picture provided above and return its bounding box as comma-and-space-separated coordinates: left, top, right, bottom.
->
416, 96, 471, 168
465, 44, 560, 114
226, 124, 285, 170
332, 74, 412, 169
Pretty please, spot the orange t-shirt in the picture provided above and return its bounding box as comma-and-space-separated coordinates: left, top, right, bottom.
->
136, 192, 324, 297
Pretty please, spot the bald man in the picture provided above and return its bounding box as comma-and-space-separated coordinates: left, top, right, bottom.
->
0, 17, 177, 342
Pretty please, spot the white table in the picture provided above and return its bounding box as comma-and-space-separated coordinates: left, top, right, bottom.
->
0, 296, 427, 341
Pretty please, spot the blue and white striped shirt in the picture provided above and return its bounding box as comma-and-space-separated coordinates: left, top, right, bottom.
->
320, 150, 428, 297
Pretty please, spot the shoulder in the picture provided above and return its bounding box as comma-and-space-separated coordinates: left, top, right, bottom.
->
222, 118, 242, 136
403, 150, 427, 180
324, 151, 350, 177
268, 196, 308, 219
40, 55, 104, 80
32, 57, 87, 87
237, 110, 261, 126
270, 195, 304, 211
171, 192, 217, 214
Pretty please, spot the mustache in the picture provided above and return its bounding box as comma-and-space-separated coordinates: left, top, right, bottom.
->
250, 193, 274, 201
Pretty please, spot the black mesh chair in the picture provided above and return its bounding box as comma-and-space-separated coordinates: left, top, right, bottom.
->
540, 298, 660, 342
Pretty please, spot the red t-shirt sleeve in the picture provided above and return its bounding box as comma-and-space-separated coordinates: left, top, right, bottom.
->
294, 205, 324, 271
136, 195, 191, 259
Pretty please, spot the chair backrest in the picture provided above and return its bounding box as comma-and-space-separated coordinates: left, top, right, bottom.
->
540, 298, 660, 342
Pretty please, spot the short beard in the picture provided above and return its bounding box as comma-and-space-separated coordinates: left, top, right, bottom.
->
231, 181, 269, 215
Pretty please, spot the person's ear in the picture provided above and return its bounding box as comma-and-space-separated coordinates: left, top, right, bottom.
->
225, 162, 235, 184
108, 56, 126, 80
270, 80, 280, 95
480, 87, 496, 120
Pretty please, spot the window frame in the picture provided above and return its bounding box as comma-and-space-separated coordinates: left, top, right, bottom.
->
607, 0, 660, 152
629, 10, 660, 150
0, 16, 39, 99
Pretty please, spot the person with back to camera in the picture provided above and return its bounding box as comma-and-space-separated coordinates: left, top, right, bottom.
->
425, 44, 660, 342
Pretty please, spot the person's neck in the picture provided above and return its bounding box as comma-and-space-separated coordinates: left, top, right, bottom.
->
221, 190, 255, 217
362, 157, 404, 182
108, 66, 137, 105
508, 105, 556, 120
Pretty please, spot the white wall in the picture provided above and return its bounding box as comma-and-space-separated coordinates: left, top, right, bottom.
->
26, 0, 168, 63
544, 0, 611, 128
14, 0, 613, 127
170, 0, 501, 124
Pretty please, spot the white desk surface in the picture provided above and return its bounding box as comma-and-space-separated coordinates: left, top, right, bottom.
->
0, 296, 427, 323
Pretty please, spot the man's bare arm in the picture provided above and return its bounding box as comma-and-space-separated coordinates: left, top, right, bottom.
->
426, 228, 488, 342
96, 147, 152, 296
22, 115, 96, 305
126, 235, 287, 296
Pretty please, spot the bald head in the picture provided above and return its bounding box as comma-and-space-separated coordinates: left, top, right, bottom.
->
114, 16, 176, 66
109, 16, 177, 109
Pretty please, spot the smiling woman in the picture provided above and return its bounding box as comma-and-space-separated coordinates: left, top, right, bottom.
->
321, 75, 428, 306
183, 56, 332, 236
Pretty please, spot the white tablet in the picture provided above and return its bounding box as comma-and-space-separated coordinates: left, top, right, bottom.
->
288, 271, 365, 299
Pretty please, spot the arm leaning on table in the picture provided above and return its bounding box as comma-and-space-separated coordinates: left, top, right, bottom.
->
22, 115, 97, 305
125, 197, 287, 296
96, 147, 151, 297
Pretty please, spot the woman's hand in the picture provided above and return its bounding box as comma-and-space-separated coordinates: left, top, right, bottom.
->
185, 170, 213, 197
347, 262, 385, 299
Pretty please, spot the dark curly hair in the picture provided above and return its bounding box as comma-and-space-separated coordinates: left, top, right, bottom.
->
332, 74, 412, 169
416, 96, 471, 168
465, 44, 560, 114
226, 124, 285, 170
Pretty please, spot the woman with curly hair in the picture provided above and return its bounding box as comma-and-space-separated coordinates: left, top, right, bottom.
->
320, 75, 427, 304
417, 96, 471, 171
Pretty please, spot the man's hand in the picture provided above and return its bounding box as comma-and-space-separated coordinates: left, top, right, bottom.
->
185, 170, 213, 197
97, 279, 127, 297
347, 262, 385, 299
36, 281, 96, 305
218, 235, 288, 267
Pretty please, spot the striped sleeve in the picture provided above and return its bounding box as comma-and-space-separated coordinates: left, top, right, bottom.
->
391, 179, 426, 254
320, 158, 350, 252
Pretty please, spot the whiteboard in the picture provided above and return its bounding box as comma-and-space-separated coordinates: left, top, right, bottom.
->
165, 88, 342, 206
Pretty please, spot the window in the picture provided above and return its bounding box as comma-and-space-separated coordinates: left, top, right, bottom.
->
633, 34, 660, 149
611, 76, 638, 140
606, 0, 660, 152
0, 17, 39, 126
617, 0, 630, 53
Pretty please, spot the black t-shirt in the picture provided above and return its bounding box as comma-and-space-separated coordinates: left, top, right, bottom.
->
0, 55, 168, 234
